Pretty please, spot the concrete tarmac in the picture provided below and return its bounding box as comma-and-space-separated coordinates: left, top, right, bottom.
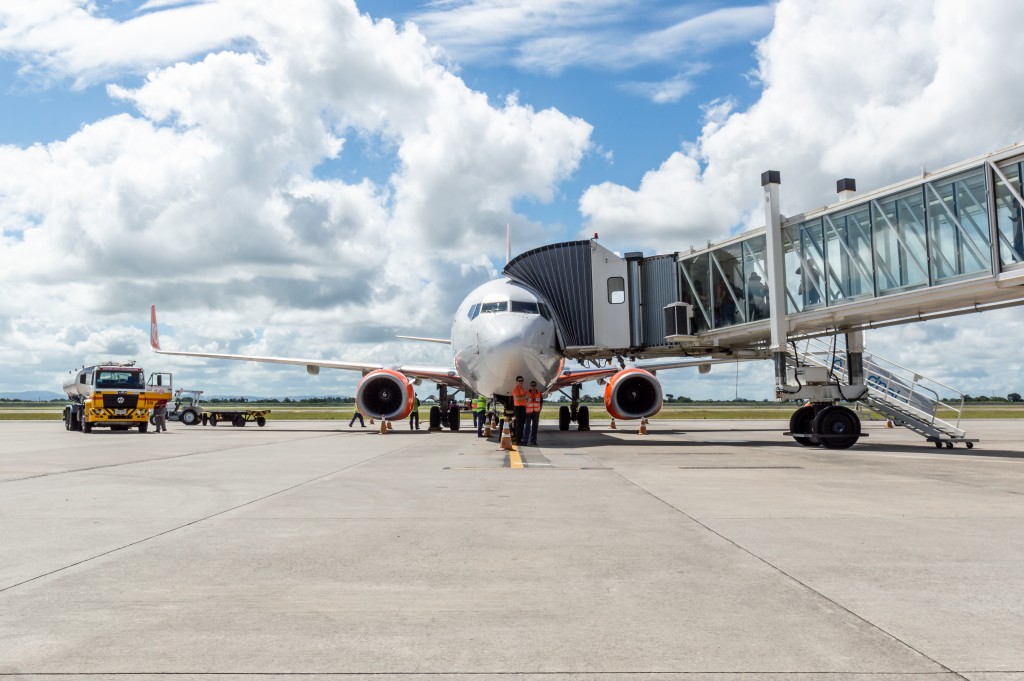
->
1, 418, 1023, 680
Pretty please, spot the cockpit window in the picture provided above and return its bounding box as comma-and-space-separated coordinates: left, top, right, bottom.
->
538, 303, 551, 320
467, 303, 481, 321
480, 301, 508, 314
510, 301, 539, 314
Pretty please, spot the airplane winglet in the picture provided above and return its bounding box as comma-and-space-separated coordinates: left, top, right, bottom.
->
150, 305, 161, 351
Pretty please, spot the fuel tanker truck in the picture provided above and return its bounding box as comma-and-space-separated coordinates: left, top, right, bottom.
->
62, 362, 172, 433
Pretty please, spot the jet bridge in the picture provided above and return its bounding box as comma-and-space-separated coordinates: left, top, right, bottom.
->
504, 141, 1024, 448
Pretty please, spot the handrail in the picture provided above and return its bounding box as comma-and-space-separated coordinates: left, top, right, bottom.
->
798, 337, 965, 432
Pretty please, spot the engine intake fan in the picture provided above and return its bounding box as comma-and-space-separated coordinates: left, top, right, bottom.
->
356, 369, 415, 420
604, 368, 663, 420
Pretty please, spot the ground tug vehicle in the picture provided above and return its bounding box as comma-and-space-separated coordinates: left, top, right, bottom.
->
149, 389, 270, 428
62, 363, 172, 433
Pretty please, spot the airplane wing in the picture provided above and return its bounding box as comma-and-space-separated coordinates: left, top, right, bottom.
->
150, 306, 466, 388
548, 357, 748, 393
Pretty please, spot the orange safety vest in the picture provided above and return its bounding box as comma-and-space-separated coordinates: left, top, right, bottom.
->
526, 388, 542, 414
512, 383, 528, 407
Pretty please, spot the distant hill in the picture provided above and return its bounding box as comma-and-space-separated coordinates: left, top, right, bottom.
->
0, 391, 64, 401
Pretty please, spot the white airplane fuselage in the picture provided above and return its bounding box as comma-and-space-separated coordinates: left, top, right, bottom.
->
451, 278, 563, 398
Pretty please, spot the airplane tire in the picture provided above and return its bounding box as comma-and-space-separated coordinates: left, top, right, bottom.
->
789, 405, 819, 447
812, 405, 860, 450
577, 405, 590, 431
558, 405, 570, 431
449, 407, 461, 431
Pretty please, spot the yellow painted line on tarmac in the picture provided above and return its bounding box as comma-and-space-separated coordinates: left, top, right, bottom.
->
508, 443, 524, 469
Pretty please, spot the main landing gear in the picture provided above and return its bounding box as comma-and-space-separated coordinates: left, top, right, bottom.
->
428, 384, 462, 432
787, 403, 862, 449
557, 383, 590, 431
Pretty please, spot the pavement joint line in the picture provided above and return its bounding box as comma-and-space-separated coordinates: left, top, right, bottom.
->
602, 467, 971, 681
0, 437, 416, 596
0, 431, 344, 484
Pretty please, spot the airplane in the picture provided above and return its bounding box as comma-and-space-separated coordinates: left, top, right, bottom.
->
149, 276, 727, 431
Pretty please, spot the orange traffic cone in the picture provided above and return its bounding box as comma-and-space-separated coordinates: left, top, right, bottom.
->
369, 417, 375, 425
609, 418, 617, 430
379, 419, 388, 434
638, 417, 648, 435
499, 421, 512, 450
386, 420, 393, 431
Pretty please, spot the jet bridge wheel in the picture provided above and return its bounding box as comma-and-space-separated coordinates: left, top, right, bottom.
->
812, 405, 861, 450
789, 405, 819, 447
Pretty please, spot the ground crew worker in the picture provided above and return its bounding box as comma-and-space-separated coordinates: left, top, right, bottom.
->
409, 394, 421, 430
152, 400, 168, 433
522, 381, 542, 446
349, 410, 365, 427
512, 375, 528, 443
473, 394, 487, 437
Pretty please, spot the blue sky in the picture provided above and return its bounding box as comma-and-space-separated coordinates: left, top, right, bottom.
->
2, 0, 1024, 401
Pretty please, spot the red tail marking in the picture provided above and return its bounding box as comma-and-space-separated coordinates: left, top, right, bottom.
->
150, 305, 161, 350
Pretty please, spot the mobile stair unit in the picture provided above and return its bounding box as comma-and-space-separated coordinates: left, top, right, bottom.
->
797, 338, 976, 448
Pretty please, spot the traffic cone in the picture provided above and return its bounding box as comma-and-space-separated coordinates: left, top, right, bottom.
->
387, 420, 393, 431
609, 418, 616, 430
886, 419, 893, 429
638, 417, 648, 435
379, 419, 388, 434
369, 417, 375, 425
499, 421, 512, 450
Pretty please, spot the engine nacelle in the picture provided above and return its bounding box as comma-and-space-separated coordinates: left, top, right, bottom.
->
356, 369, 415, 420
604, 368, 663, 420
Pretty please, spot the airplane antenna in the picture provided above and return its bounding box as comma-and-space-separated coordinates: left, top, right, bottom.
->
505, 222, 511, 264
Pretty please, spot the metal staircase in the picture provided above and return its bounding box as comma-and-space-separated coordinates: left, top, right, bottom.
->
797, 338, 977, 448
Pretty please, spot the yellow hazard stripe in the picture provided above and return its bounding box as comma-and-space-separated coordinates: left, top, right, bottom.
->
509, 444, 524, 469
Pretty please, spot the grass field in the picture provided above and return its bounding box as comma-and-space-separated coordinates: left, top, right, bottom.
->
4, 403, 1022, 421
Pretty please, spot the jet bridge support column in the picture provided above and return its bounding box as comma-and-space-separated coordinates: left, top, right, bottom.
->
762, 170, 789, 390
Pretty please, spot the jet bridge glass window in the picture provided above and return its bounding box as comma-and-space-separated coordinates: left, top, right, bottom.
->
480, 301, 508, 314
994, 160, 1024, 267
607, 277, 625, 304
510, 301, 540, 314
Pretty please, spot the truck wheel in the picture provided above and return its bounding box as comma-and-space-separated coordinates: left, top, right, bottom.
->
82, 421, 93, 433
139, 422, 148, 433
64, 408, 72, 431
209, 414, 218, 426
233, 415, 245, 427
181, 410, 199, 426
256, 416, 267, 427
202, 413, 209, 426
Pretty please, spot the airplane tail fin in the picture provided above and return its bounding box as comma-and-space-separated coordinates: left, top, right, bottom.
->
150, 305, 161, 351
